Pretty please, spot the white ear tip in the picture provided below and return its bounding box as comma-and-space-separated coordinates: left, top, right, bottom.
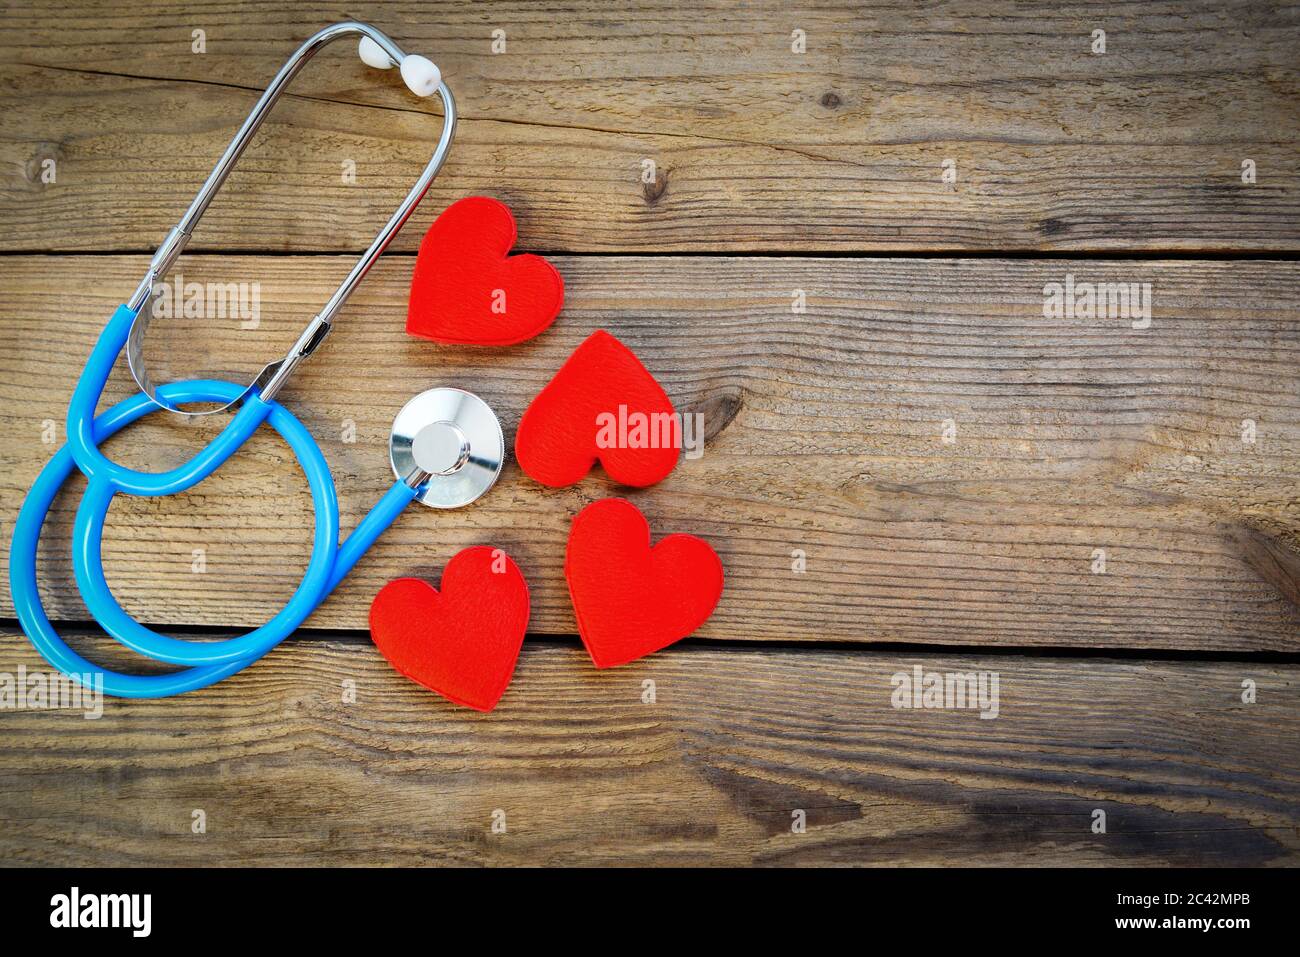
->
400, 55, 441, 97
358, 36, 395, 69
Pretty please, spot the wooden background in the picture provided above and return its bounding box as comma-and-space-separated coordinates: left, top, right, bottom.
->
0, 0, 1297, 866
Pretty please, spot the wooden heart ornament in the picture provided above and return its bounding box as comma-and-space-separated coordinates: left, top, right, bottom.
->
565, 498, 723, 668
368, 546, 530, 711
516, 331, 680, 487
406, 196, 564, 346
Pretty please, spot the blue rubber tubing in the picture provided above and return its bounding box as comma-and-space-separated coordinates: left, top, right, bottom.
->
9, 304, 417, 698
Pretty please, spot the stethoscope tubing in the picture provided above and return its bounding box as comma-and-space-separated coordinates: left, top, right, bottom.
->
10, 304, 418, 698
12, 21, 454, 699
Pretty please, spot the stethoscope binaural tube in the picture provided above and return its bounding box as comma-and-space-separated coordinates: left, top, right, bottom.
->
126, 21, 457, 417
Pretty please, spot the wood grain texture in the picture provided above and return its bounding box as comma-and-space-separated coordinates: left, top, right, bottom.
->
1, 0, 1296, 252
1, 255, 1297, 650
0, 629, 1295, 866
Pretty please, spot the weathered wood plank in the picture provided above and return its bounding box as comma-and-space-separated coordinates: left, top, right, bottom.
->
0, 630, 1295, 866
1, 0, 1296, 252
0, 255, 1296, 650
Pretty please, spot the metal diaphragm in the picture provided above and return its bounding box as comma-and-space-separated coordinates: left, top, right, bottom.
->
389, 387, 504, 508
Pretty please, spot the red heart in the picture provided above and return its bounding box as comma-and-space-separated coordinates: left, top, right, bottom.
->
406, 196, 564, 346
565, 498, 723, 668
368, 546, 530, 711
516, 331, 680, 487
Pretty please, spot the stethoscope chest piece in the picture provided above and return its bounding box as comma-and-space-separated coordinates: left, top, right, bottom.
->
390, 388, 504, 508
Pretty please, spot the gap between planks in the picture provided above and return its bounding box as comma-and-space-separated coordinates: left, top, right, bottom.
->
1, 254, 1296, 652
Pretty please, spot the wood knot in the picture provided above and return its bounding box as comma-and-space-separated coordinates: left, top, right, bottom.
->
24, 143, 64, 190
695, 386, 744, 444
642, 170, 668, 206
820, 91, 842, 109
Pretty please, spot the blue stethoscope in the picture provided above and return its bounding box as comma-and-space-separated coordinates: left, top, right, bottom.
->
10, 23, 505, 698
